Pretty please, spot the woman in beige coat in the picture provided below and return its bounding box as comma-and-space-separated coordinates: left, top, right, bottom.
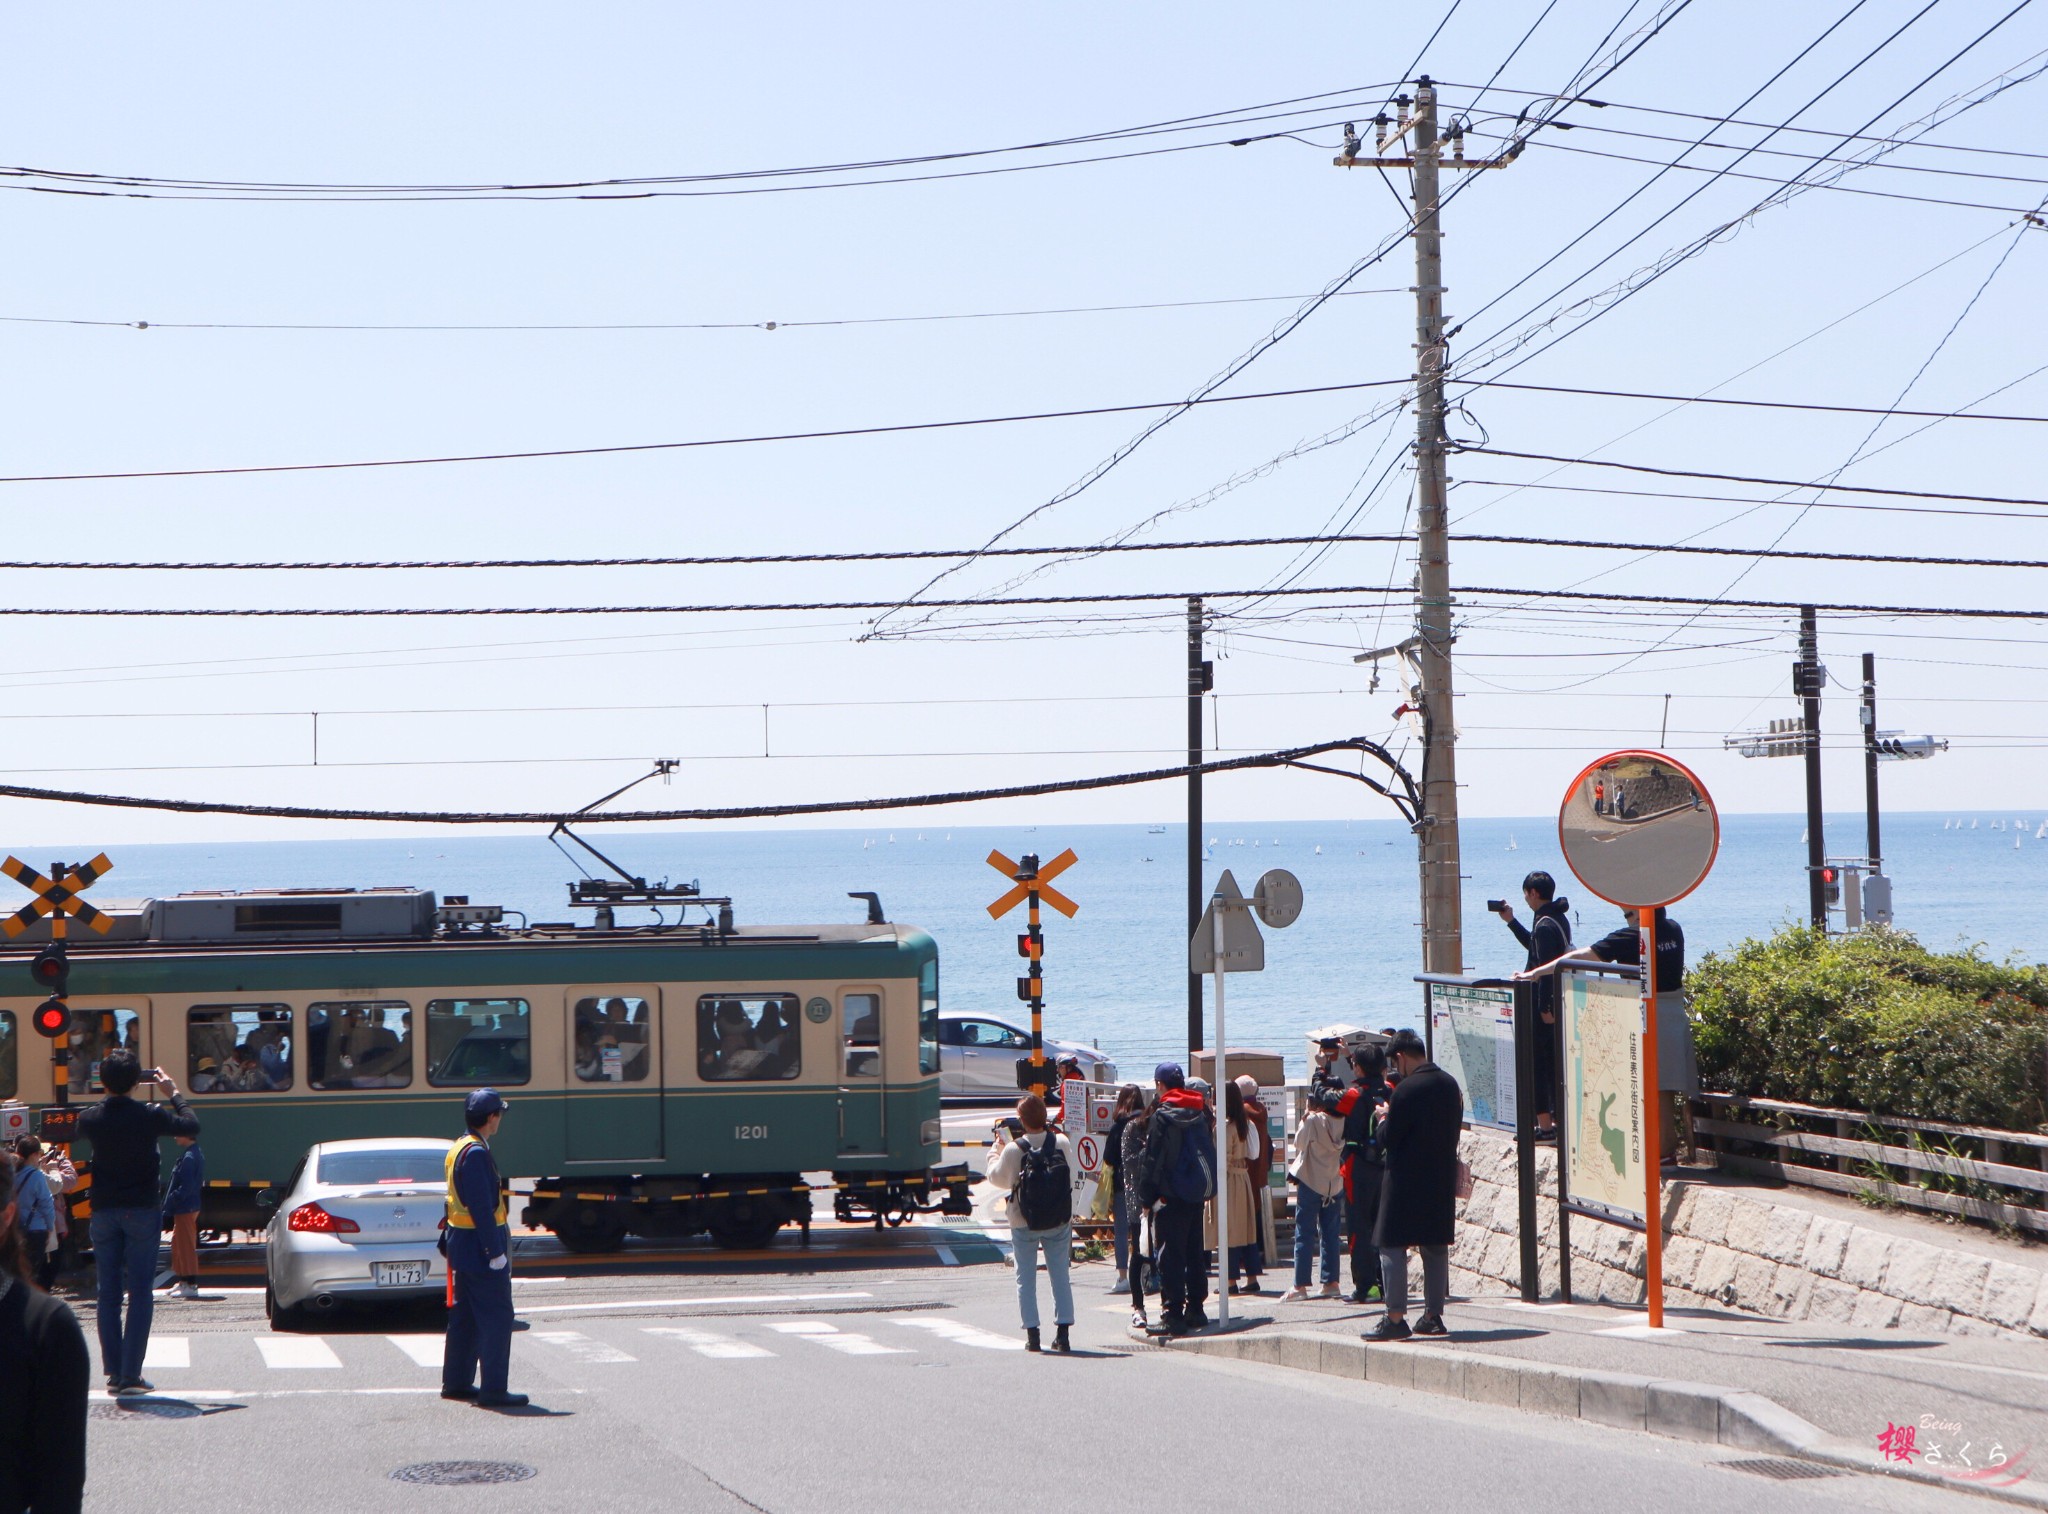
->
1204, 1081, 1258, 1291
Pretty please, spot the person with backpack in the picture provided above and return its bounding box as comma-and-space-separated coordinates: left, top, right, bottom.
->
1135, 1062, 1215, 1337
984, 1094, 1077, 1353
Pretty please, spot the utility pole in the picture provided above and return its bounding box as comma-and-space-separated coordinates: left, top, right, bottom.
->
1861, 653, 1882, 878
1337, 78, 1501, 974
1798, 607, 1826, 930
1186, 596, 1210, 1057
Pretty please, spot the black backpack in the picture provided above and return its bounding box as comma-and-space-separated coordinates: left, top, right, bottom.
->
1013, 1132, 1073, 1230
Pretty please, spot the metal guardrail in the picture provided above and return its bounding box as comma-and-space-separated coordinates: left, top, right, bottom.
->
1691, 1091, 2048, 1238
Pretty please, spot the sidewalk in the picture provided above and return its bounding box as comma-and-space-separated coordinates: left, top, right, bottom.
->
1169, 1286, 2048, 1506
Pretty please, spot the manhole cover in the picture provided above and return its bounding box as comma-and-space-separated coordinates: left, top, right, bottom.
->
1718, 1458, 1846, 1481
391, 1462, 538, 1487
91, 1399, 205, 1422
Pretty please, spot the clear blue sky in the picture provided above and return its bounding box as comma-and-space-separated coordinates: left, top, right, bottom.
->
3, 1, 2044, 847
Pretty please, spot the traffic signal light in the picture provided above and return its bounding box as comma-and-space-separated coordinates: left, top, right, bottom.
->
30, 944, 68, 996
32, 997, 71, 1039
1821, 867, 1840, 909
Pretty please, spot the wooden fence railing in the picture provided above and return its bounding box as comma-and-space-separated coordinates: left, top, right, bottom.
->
1691, 1091, 2048, 1238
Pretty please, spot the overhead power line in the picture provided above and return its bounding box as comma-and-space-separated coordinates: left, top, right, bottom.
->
1460, 448, 2048, 508
0, 287, 1407, 335
0, 377, 1409, 486
0, 735, 1418, 827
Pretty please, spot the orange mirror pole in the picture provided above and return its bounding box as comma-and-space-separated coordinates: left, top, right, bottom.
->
1639, 904, 1664, 1329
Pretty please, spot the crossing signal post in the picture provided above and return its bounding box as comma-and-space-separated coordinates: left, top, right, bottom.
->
5, 854, 115, 1108
986, 848, 1079, 1098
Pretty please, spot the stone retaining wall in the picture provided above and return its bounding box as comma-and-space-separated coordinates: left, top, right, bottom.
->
1449, 1126, 2048, 1339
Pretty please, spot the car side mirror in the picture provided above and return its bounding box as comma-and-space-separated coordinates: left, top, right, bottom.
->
255, 1187, 279, 1209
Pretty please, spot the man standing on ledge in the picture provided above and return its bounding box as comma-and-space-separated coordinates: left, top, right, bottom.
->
442, 1088, 524, 1408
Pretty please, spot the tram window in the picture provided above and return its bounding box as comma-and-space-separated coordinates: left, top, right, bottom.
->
696, 995, 800, 1082
426, 998, 531, 1087
0, 1012, 16, 1100
69, 1009, 141, 1096
307, 1001, 413, 1090
919, 959, 940, 1075
573, 996, 650, 1083
843, 993, 881, 1081
188, 1005, 293, 1092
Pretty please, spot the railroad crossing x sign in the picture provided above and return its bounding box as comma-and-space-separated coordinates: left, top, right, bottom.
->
985, 848, 1079, 919
3, 854, 115, 938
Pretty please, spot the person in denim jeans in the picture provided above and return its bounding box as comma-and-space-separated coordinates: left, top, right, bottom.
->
1280, 1095, 1345, 1301
76, 1051, 199, 1394
983, 1094, 1076, 1353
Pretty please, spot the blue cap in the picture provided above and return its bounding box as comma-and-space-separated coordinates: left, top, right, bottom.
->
464, 1088, 509, 1123
1153, 1061, 1185, 1088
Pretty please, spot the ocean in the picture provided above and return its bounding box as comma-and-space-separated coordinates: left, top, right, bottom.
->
19, 811, 2043, 1081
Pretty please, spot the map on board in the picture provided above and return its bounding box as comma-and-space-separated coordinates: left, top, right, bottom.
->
1559, 966, 1645, 1223
1427, 982, 1516, 1132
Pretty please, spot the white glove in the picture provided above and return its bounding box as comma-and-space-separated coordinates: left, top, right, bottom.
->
488, 1254, 508, 1271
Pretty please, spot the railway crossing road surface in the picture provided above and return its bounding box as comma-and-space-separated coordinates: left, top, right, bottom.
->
73, 1267, 1989, 1514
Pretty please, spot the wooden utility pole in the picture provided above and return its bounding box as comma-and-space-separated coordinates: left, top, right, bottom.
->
1335, 77, 1501, 973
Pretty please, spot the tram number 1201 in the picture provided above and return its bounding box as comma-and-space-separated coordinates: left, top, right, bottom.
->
734, 1125, 769, 1140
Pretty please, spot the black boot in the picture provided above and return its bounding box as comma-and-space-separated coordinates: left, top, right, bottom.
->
1024, 1327, 1041, 1352
1052, 1325, 1071, 1354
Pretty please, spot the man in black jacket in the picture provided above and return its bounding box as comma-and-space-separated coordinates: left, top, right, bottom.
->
76, 1050, 199, 1395
1135, 1063, 1214, 1337
1494, 870, 1571, 1138
1367, 1030, 1464, 1342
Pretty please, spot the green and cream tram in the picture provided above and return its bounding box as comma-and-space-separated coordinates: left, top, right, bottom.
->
0, 886, 968, 1251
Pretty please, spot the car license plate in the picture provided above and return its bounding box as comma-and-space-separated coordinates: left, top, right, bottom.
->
373, 1261, 429, 1287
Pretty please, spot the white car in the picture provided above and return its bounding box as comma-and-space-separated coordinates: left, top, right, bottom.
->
263, 1137, 452, 1329
936, 1012, 1116, 1097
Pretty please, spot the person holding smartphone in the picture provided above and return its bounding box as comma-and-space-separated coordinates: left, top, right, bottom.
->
75, 1051, 199, 1395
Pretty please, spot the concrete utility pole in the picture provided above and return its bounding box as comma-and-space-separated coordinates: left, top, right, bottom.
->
1798, 607, 1827, 930
1407, 80, 1462, 974
1336, 78, 1484, 973
1186, 596, 1210, 1057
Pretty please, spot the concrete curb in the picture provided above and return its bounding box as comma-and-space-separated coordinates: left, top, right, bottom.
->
1170, 1329, 2048, 1509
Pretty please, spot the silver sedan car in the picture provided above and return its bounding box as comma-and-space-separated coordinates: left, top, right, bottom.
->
264, 1137, 452, 1330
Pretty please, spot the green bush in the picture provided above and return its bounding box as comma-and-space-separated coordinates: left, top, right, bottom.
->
1690, 925, 2048, 1132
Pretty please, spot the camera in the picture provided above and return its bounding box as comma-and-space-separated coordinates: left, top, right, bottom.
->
1485, 899, 1506, 912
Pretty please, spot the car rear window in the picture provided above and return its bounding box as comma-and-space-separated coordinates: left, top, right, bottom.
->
317, 1149, 448, 1186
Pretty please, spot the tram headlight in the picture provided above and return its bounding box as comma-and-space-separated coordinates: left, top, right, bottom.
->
920, 1118, 940, 1146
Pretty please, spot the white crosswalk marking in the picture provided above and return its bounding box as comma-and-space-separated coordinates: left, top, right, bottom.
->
532, 1330, 636, 1363
254, 1334, 342, 1369
642, 1326, 773, 1360
763, 1320, 907, 1356
895, 1318, 1022, 1351
142, 1337, 190, 1371
386, 1335, 445, 1367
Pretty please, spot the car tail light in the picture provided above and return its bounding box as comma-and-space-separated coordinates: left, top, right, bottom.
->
287, 1202, 360, 1234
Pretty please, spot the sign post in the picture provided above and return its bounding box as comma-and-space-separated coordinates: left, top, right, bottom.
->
1190, 867, 1300, 1326
1556, 752, 1718, 1329
986, 848, 1078, 1097
5, 854, 115, 1110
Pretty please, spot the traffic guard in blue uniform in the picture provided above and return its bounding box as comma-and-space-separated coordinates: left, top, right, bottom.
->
441, 1088, 524, 1407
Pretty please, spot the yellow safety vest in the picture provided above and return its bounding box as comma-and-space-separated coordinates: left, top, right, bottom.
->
444, 1133, 508, 1230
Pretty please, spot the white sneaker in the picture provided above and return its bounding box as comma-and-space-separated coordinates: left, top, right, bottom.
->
1108, 1272, 1129, 1294
1318, 1282, 1342, 1299
173, 1282, 199, 1300
1278, 1287, 1310, 1303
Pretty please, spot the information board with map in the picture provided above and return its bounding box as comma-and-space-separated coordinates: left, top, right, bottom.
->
1559, 966, 1646, 1224
1426, 982, 1516, 1132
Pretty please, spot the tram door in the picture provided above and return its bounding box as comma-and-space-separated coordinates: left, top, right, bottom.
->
563, 987, 664, 1163
837, 988, 885, 1156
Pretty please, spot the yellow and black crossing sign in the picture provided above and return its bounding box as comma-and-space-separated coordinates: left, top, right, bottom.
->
3, 853, 115, 940
985, 848, 1079, 1098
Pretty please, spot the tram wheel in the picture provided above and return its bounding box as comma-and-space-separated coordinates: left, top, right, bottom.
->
705, 1200, 784, 1251
549, 1203, 630, 1254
